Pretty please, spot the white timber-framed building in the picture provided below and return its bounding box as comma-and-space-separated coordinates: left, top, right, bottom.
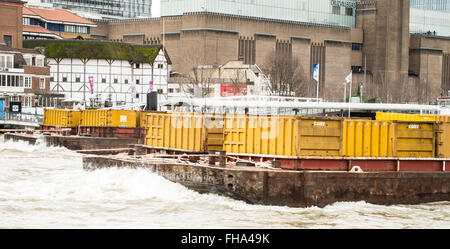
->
23, 40, 171, 107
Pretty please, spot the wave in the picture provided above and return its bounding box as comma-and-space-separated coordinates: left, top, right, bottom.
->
0, 135, 74, 154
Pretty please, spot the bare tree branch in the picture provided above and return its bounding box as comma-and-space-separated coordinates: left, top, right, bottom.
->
260, 51, 308, 97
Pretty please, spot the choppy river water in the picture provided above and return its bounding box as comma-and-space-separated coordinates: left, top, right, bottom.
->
0, 135, 449, 229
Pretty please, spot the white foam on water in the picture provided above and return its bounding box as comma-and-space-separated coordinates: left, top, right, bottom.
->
0, 136, 449, 228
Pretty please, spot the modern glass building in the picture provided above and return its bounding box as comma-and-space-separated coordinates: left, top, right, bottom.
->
410, 0, 450, 36
160, 0, 357, 28
40, 0, 152, 19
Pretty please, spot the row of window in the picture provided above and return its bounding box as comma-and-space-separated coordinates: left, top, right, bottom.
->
53, 75, 163, 84
23, 17, 90, 34
24, 56, 45, 67
1, 53, 45, 68
332, 6, 354, 16
8, 95, 33, 108
0, 74, 44, 89
64, 25, 89, 34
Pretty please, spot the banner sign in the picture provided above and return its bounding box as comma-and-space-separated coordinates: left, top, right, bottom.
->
88, 76, 94, 94
313, 64, 320, 82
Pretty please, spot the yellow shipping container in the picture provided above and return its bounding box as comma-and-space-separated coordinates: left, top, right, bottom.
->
297, 117, 342, 156
43, 109, 81, 127
343, 120, 395, 157
436, 115, 450, 123
137, 111, 166, 128
224, 115, 299, 156
376, 112, 436, 122
145, 113, 223, 152
81, 110, 138, 127
343, 120, 435, 157
394, 121, 435, 157
436, 122, 450, 158
223, 115, 342, 156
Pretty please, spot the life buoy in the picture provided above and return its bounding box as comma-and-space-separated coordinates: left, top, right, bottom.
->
350, 165, 363, 173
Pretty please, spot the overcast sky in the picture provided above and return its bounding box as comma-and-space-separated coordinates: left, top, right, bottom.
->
152, 0, 161, 17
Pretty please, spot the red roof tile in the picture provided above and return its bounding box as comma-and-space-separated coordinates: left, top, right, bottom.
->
23, 25, 54, 34
23, 6, 96, 25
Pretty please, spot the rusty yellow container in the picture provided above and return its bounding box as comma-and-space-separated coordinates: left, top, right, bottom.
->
224, 115, 299, 156
223, 115, 342, 156
436, 122, 450, 158
43, 109, 81, 127
343, 120, 395, 157
145, 112, 223, 152
81, 110, 138, 127
436, 115, 450, 123
393, 121, 435, 157
376, 112, 436, 122
297, 117, 342, 156
137, 111, 166, 128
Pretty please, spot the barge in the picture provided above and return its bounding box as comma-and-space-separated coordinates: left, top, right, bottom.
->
3, 106, 450, 207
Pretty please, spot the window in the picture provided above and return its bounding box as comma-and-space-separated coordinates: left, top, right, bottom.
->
24, 56, 31, 66
10, 75, 16, 87
125, 79, 129, 84
1, 75, 5, 86
23, 18, 30, 25
135, 63, 140, 69
345, 7, 353, 16
24, 77, 31, 88
3, 35, 12, 47
332, 6, 340, 15
50, 76, 54, 82
36, 57, 43, 67
136, 79, 140, 85
62, 76, 67, 82
65, 25, 76, 33
102, 77, 106, 83
158, 64, 164, 69
168, 88, 174, 93
6, 56, 12, 68
352, 43, 363, 51
75, 77, 81, 83
40, 78, 45, 89
23, 96, 32, 107
352, 66, 363, 73
114, 78, 118, 84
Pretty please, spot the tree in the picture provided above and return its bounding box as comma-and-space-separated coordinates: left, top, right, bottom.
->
177, 49, 215, 98
260, 51, 309, 97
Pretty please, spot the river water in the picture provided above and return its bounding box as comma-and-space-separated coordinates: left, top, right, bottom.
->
0, 135, 449, 229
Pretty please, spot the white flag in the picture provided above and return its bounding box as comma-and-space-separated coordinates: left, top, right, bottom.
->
345, 72, 352, 83
313, 64, 319, 82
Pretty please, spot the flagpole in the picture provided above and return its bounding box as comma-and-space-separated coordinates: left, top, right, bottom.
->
348, 74, 352, 118
343, 82, 347, 103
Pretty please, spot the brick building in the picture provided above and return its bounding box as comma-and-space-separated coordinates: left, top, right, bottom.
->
0, 44, 56, 110
0, 0, 23, 49
22, 2, 97, 40
89, 0, 450, 104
